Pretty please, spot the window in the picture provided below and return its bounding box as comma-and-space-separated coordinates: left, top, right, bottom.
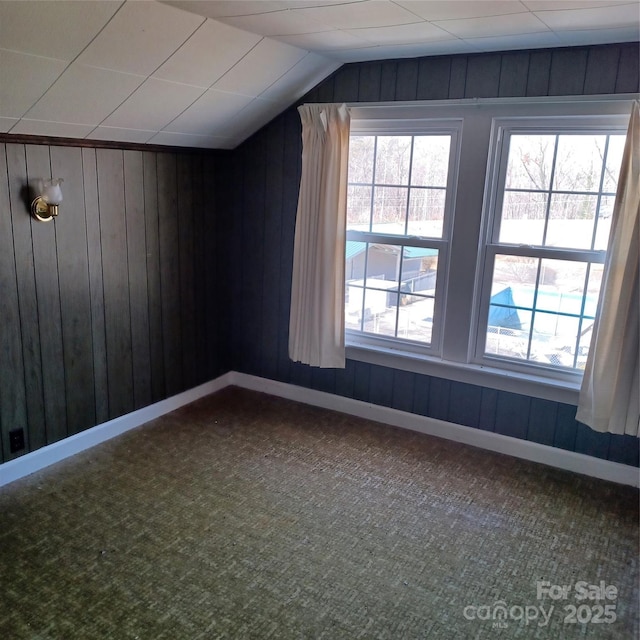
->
345, 99, 631, 402
476, 125, 626, 373
345, 122, 461, 355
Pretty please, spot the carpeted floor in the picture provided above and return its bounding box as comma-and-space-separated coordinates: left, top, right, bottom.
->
0, 387, 637, 639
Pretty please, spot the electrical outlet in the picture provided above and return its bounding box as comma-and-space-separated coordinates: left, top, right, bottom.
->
9, 428, 25, 454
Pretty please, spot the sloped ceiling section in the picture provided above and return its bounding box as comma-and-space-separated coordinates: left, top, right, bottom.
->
1, 0, 639, 149
0, 0, 340, 149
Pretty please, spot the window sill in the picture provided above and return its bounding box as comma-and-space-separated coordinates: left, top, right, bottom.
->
346, 343, 581, 405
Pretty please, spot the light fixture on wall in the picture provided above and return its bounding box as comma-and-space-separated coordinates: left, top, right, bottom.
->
31, 178, 63, 222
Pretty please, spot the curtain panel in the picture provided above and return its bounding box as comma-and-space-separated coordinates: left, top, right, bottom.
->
289, 103, 350, 368
576, 100, 640, 437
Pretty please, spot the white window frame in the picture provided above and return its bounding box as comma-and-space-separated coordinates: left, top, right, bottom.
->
345, 95, 636, 405
346, 119, 462, 357
473, 115, 629, 382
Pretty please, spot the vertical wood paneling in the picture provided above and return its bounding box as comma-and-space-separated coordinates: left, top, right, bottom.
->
157, 153, 182, 396
498, 52, 530, 97
368, 365, 394, 408
333, 65, 360, 102
448, 56, 467, 98
124, 150, 151, 410
380, 61, 398, 101
549, 48, 587, 95
97, 149, 134, 419
143, 151, 165, 402
335, 359, 356, 398
465, 54, 501, 98
495, 392, 530, 439
411, 374, 430, 416
177, 154, 197, 390
527, 398, 557, 446
395, 59, 419, 101
51, 146, 95, 435
615, 43, 640, 93
553, 403, 578, 451
478, 388, 498, 432
357, 63, 382, 101
416, 57, 451, 100
26, 144, 67, 444
448, 382, 481, 429
428, 377, 450, 421
0, 145, 28, 460
6, 144, 45, 450
83, 148, 109, 424
584, 46, 620, 94
391, 369, 414, 413
607, 434, 640, 467
262, 116, 285, 381
526, 50, 552, 96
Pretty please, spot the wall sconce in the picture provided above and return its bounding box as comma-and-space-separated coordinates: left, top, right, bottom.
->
32, 178, 63, 222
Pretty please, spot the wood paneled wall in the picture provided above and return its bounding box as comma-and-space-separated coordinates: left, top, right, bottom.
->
0, 144, 230, 463
229, 43, 640, 467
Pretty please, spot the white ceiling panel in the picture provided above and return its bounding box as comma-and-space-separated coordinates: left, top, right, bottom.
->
296, 1, 422, 30
223, 97, 288, 140
397, 1, 529, 21
102, 78, 205, 130
77, 0, 204, 76
467, 31, 561, 51
0, 116, 19, 133
220, 10, 330, 36
148, 130, 233, 148
0, 0, 120, 61
163, 89, 254, 135
435, 12, 549, 39
276, 29, 369, 52
164, 1, 285, 19
556, 25, 640, 46
25, 64, 144, 125
260, 52, 341, 102
153, 19, 261, 87
88, 126, 156, 144
11, 119, 96, 138
534, 3, 640, 30
347, 21, 454, 45
212, 38, 307, 97
0, 50, 67, 118
523, 1, 633, 10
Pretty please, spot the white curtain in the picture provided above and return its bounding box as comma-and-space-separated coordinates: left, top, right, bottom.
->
576, 100, 640, 436
289, 103, 350, 368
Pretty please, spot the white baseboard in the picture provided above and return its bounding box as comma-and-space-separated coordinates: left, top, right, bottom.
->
2, 370, 638, 489
0, 373, 233, 488
229, 372, 640, 488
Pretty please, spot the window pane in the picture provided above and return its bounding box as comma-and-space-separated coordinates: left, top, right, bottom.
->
505, 135, 554, 190
530, 312, 581, 368
407, 188, 446, 238
411, 136, 450, 187
348, 136, 375, 184
553, 135, 606, 192
492, 255, 538, 308
498, 191, 547, 245
545, 193, 597, 249
347, 185, 372, 229
603, 135, 625, 192
594, 195, 615, 251
396, 295, 434, 343
372, 186, 408, 233
375, 136, 412, 185
485, 309, 533, 361
364, 244, 400, 284
485, 256, 602, 370
362, 288, 398, 337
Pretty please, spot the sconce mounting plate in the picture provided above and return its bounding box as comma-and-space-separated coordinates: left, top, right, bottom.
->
31, 196, 56, 222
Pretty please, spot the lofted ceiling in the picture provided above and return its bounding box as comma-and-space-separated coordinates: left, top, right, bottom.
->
0, 1, 638, 150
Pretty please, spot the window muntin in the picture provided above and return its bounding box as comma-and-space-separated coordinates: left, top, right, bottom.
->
345, 129, 457, 351
478, 128, 625, 373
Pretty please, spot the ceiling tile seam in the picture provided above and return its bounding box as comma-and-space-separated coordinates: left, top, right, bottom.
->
212, 0, 369, 19
90, 13, 209, 135
13, 0, 128, 126
523, 1, 639, 12
156, 34, 294, 136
